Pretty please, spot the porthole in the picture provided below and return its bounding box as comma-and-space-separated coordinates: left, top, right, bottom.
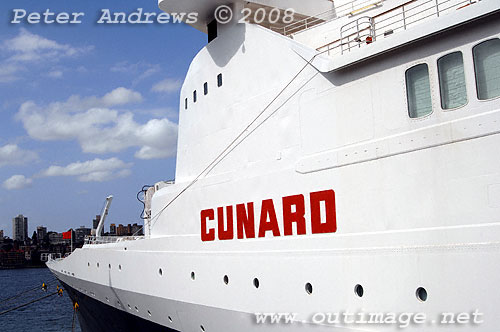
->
148, 310, 152, 317
135, 306, 139, 312
127, 304, 131, 310
97, 263, 99, 268
193, 90, 197, 103
305, 283, 313, 295
223, 275, 229, 285
106, 297, 109, 302
168, 316, 173, 323
108, 264, 111, 269
204, 82, 208, 95
185, 98, 188, 110
416, 287, 428, 302
87, 262, 90, 267
200, 325, 205, 332
191, 271, 195, 280
119, 265, 122, 271
253, 278, 260, 289
217, 73, 223, 87
159, 268, 163, 276
355, 284, 364, 297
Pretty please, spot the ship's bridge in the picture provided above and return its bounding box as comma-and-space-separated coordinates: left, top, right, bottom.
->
158, 0, 335, 34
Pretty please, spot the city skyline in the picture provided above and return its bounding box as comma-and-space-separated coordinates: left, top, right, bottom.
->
0, 0, 206, 235
1, 213, 143, 240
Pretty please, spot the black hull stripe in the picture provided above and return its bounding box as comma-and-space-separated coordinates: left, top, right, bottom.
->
60, 280, 179, 332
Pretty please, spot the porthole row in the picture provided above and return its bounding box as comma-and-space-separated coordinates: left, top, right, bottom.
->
185, 73, 224, 110
80, 261, 429, 330
86, 261, 429, 303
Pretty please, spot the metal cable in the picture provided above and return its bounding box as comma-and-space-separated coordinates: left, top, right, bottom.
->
0, 278, 57, 305
0, 290, 62, 316
150, 53, 321, 228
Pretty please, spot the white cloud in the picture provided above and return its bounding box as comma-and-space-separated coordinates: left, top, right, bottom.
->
101, 87, 143, 106
47, 70, 63, 79
0, 144, 38, 166
0, 29, 92, 84
152, 78, 182, 94
3, 175, 33, 190
4, 28, 92, 63
17, 88, 177, 159
110, 61, 161, 82
0, 64, 25, 83
40, 158, 132, 182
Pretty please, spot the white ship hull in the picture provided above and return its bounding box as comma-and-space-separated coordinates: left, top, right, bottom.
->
48, 0, 500, 330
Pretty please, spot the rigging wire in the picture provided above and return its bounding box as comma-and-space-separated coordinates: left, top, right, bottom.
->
0, 288, 63, 316
0, 278, 57, 305
149, 53, 322, 229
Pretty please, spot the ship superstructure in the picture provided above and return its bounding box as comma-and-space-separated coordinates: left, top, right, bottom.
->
47, 0, 500, 331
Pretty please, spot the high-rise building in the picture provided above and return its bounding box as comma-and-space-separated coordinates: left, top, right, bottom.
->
116, 224, 127, 236
92, 215, 103, 236
110, 224, 116, 235
75, 226, 91, 243
12, 215, 28, 242
131, 223, 143, 236
92, 215, 101, 229
36, 226, 47, 241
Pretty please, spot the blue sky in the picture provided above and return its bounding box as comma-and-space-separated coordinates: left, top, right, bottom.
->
0, 0, 206, 237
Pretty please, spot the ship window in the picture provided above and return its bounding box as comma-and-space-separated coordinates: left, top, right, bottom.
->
185, 98, 188, 110
406, 64, 432, 118
438, 52, 467, 109
193, 90, 197, 103
204, 82, 208, 95
355, 284, 364, 297
217, 73, 223, 87
473, 38, 500, 100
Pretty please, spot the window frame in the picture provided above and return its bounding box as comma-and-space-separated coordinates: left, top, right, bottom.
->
193, 90, 197, 103
472, 38, 500, 102
405, 62, 434, 120
204, 82, 208, 95
436, 51, 468, 111
217, 73, 223, 87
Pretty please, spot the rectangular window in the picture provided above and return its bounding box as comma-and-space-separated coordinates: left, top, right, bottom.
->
204, 82, 208, 95
473, 38, 500, 100
193, 90, 197, 103
217, 73, 223, 87
406, 64, 432, 118
438, 52, 467, 109
185, 98, 188, 110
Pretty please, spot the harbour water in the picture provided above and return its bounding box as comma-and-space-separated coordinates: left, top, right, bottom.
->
0, 268, 81, 332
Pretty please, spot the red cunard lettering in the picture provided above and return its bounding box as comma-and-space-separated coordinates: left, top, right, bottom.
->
310, 190, 337, 234
258, 199, 281, 238
282, 194, 306, 236
217, 206, 234, 240
236, 203, 255, 239
201, 209, 215, 241
200, 190, 337, 242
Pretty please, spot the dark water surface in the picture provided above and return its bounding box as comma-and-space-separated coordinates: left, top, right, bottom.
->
0, 268, 81, 332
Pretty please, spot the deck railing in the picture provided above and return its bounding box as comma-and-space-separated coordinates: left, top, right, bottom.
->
84, 235, 144, 245
317, 0, 479, 55
271, 0, 385, 36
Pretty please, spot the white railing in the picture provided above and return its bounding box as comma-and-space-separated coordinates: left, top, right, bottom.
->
45, 253, 62, 261
84, 235, 145, 245
317, 0, 479, 55
271, 0, 385, 36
